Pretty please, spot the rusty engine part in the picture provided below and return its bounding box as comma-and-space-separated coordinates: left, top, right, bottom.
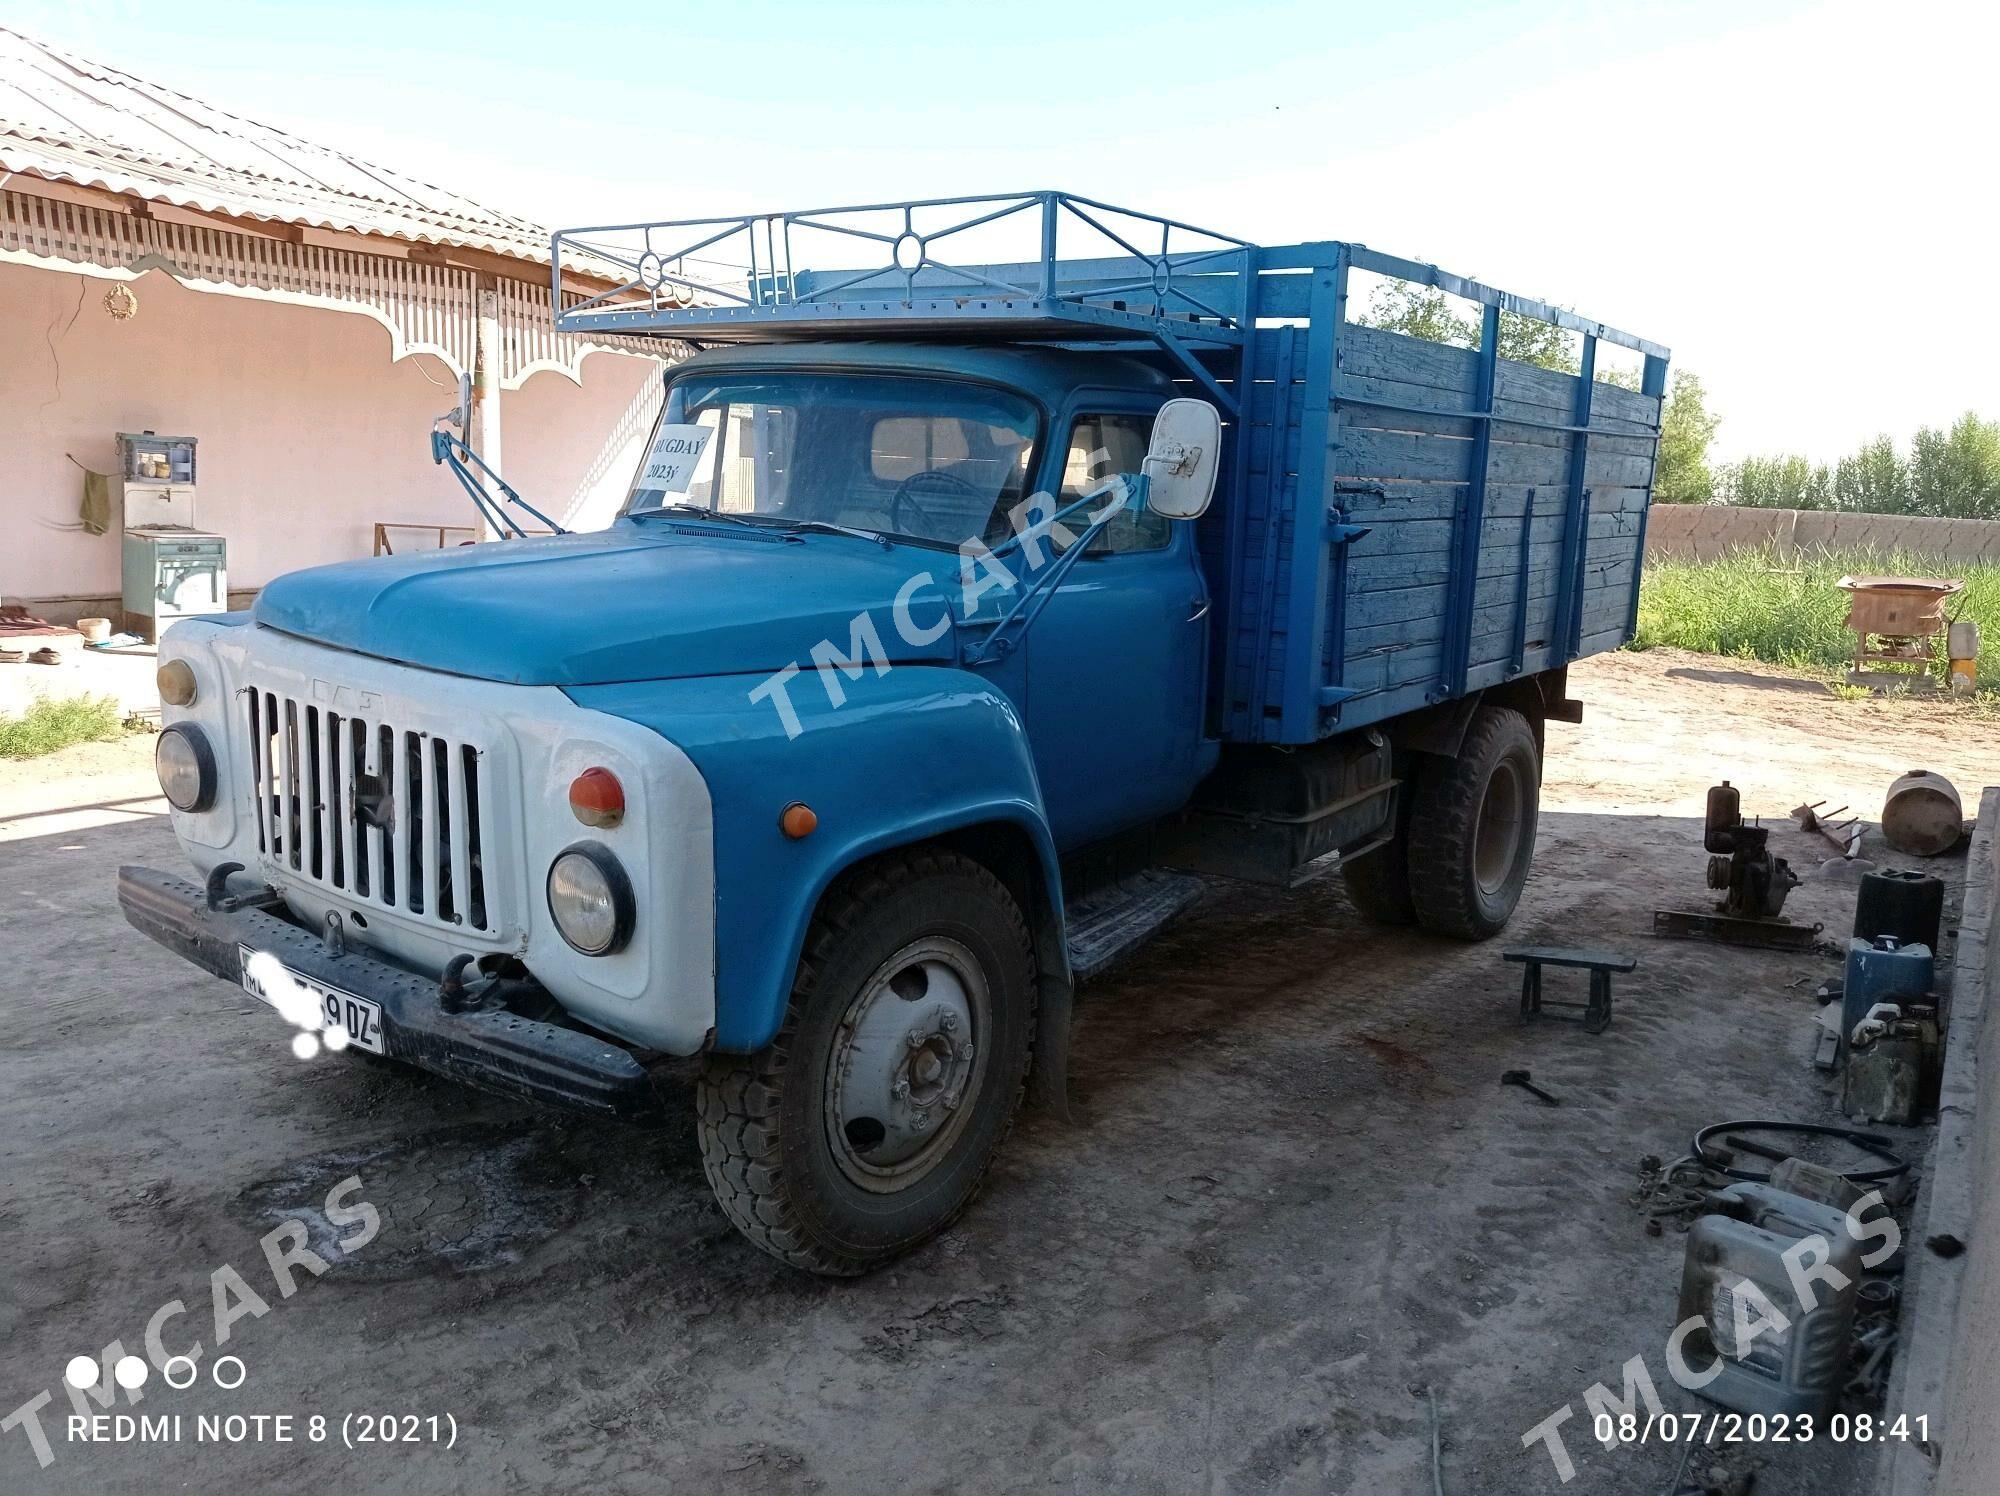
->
1703, 782, 1800, 918
1655, 784, 1819, 951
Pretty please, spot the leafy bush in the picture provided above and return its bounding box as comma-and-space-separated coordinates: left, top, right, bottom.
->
0, 693, 127, 758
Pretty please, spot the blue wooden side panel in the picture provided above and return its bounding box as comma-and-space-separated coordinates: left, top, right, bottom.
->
1219, 329, 1304, 739
1218, 314, 1663, 744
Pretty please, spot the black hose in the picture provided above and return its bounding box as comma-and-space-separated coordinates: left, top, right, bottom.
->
1691, 1119, 1908, 1185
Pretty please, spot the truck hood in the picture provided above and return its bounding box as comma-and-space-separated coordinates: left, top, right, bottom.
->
251, 524, 961, 686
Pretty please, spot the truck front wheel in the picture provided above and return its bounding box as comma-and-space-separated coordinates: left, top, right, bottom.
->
1405, 705, 1540, 940
695, 849, 1036, 1275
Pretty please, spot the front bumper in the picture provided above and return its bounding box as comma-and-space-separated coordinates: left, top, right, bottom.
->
119, 865, 662, 1120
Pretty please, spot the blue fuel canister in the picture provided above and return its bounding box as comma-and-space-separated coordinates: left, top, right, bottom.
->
1841, 937, 1932, 1056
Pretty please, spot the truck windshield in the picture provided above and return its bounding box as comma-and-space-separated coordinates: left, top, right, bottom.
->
625, 372, 1039, 549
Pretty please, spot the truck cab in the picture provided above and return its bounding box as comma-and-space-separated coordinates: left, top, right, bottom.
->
650, 340, 1218, 844
123, 193, 1668, 1274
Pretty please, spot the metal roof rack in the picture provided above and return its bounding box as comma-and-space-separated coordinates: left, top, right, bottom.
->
550, 191, 1256, 346
549, 191, 1669, 418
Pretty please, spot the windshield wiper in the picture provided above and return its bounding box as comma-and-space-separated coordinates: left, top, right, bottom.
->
635, 505, 892, 547
776, 518, 894, 548
637, 502, 764, 529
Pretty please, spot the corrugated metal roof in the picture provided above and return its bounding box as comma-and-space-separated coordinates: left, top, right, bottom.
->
0, 25, 568, 269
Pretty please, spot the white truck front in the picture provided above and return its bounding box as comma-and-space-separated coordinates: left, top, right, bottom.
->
125, 612, 716, 1116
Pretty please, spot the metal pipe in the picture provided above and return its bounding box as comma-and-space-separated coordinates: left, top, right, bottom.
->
473, 284, 503, 540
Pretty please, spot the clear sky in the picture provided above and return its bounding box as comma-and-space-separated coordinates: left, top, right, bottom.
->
13, 0, 1997, 460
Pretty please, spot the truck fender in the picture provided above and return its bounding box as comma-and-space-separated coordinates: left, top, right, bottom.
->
1385, 670, 1572, 762
926, 819, 1073, 1122
568, 668, 1073, 1097
1384, 692, 1484, 760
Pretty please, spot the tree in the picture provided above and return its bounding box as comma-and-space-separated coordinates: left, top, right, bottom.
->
1721, 454, 1829, 509
1651, 370, 1721, 506
1832, 435, 1906, 513
1356, 282, 1580, 373
1908, 412, 2000, 519
1357, 282, 1475, 349
1721, 413, 2000, 518
1496, 311, 1578, 374
1595, 367, 1719, 506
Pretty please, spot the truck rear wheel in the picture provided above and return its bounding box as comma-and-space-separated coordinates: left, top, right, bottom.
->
695, 849, 1036, 1275
1406, 705, 1540, 940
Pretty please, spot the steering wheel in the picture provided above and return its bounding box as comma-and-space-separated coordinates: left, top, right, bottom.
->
888, 469, 985, 539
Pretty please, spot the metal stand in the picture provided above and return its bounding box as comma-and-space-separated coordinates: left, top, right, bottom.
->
1506, 946, 1636, 1035
1652, 908, 1824, 953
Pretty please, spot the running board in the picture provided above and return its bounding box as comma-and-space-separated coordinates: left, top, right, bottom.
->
1064, 870, 1205, 980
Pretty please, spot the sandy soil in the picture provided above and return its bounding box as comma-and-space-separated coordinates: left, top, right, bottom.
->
0, 649, 1988, 1494
1548, 649, 1994, 821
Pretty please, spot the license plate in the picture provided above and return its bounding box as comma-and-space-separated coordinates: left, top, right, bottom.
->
237, 946, 385, 1054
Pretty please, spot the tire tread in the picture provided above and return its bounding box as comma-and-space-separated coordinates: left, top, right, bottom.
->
696, 849, 1035, 1275
1406, 705, 1539, 941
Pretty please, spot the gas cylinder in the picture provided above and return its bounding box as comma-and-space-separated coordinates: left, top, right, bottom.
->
1948, 620, 1980, 694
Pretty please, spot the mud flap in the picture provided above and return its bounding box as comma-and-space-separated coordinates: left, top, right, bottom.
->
1029, 972, 1074, 1123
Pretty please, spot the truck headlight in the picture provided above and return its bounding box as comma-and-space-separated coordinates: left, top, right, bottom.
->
546, 843, 634, 956
155, 725, 216, 812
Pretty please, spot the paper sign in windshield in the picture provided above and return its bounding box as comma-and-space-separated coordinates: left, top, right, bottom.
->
639, 424, 714, 495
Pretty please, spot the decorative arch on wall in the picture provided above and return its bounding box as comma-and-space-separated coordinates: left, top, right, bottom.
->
2, 249, 477, 378
0, 188, 673, 390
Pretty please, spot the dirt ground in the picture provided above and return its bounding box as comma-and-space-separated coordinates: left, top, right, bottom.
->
0, 646, 1989, 1494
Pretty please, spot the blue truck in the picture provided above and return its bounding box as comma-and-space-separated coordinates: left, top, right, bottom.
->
122, 193, 1668, 1274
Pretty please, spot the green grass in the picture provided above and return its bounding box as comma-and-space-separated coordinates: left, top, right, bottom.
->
0, 693, 127, 759
1633, 547, 2000, 693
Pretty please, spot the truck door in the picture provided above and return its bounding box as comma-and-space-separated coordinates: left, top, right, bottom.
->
1024, 406, 1213, 850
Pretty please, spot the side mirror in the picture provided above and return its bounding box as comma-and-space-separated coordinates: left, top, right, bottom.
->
1142, 398, 1221, 520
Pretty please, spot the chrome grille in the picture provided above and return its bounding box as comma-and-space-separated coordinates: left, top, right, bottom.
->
245, 689, 495, 934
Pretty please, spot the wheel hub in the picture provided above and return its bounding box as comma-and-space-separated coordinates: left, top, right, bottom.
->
1475, 759, 1525, 894
828, 938, 986, 1188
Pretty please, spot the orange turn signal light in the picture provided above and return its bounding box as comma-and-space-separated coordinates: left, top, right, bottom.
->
780, 802, 818, 839
157, 659, 198, 706
569, 767, 625, 828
